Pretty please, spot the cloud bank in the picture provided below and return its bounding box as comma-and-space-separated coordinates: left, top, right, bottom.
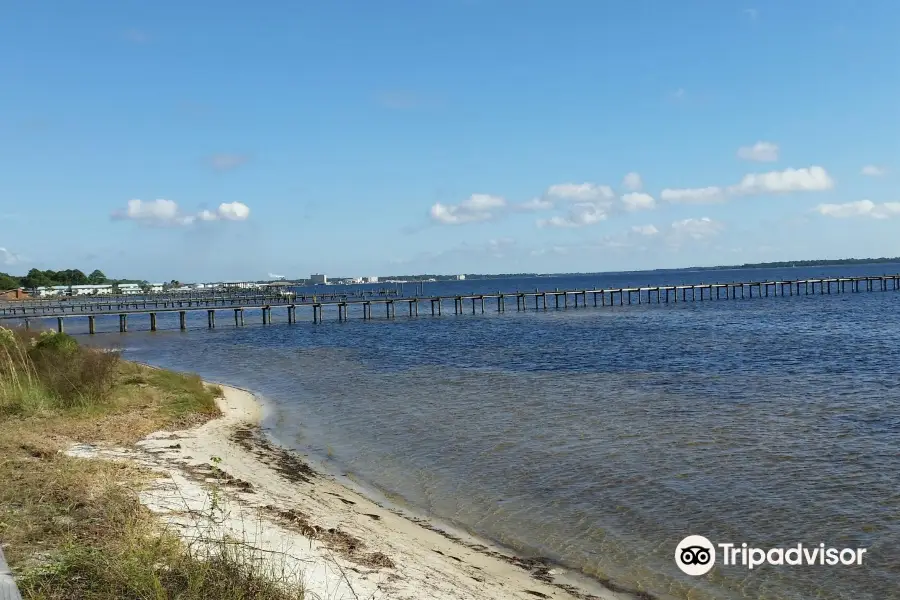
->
112, 199, 251, 227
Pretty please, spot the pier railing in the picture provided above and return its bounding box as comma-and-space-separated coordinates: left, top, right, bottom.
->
1, 274, 898, 334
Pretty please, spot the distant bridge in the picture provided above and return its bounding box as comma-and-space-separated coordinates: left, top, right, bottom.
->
0, 275, 897, 334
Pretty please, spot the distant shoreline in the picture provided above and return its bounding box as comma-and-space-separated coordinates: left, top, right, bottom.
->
372, 256, 900, 283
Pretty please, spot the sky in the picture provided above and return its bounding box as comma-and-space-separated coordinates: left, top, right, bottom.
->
1, 0, 898, 282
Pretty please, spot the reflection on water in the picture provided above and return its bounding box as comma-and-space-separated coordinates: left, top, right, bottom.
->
81, 265, 900, 600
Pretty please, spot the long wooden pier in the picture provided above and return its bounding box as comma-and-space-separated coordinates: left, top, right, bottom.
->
1, 275, 898, 334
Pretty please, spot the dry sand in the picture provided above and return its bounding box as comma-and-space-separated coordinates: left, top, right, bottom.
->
68, 384, 637, 600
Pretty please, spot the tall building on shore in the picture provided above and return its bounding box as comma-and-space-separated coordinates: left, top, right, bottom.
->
310, 273, 327, 285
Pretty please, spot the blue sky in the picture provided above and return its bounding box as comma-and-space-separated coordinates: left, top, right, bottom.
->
1, 0, 898, 282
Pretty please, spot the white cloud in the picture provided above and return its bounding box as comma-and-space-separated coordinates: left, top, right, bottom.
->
729, 166, 834, 194
112, 199, 250, 226
861, 165, 886, 177
537, 203, 609, 228
215, 201, 251, 221
430, 194, 506, 225
1, 247, 20, 266
208, 154, 250, 171
663, 166, 834, 205
622, 172, 643, 191
535, 182, 617, 228
530, 246, 569, 256
737, 141, 779, 162
631, 224, 659, 236
815, 200, 900, 219
660, 186, 726, 204
545, 183, 614, 203
621, 192, 656, 211
518, 197, 555, 211
670, 217, 724, 240
112, 199, 195, 226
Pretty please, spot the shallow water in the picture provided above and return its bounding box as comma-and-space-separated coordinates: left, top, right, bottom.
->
79, 264, 900, 599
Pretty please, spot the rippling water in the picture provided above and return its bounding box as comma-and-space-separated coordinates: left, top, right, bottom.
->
78, 265, 900, 599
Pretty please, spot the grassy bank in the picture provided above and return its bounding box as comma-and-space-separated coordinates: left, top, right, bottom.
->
0, 326, 304, 599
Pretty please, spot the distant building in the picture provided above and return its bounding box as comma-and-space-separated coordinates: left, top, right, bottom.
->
310, 273, 327, 285
32, 286, 60, 297
0, 288, 29, 301
363, 276, 379, 284
456, 274, 466, 280
223, 281, 260, 290
70, 284, 114, 296
118, 283, 142, 295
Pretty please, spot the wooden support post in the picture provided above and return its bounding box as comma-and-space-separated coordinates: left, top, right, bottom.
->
88, 315, 95, 334
150, 313, 157, 331
480, 297, 484, 313
179, 311, 186, 330
120, 314, 127, 333
235, 309, 241, 327
57, 317, 64, 333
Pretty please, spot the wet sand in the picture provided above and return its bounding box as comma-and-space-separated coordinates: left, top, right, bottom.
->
73, 381, 643, 600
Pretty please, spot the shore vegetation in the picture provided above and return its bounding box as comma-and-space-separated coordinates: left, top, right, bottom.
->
0, 326, 305, 599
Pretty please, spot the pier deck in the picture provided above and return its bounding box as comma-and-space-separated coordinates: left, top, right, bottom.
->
1, 274, 897, 334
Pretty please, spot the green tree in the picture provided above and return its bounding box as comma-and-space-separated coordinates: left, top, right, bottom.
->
87, 269, 107, 284
0, 273, 20, 290
22, 268, 51, 289
61, 269, 88, 285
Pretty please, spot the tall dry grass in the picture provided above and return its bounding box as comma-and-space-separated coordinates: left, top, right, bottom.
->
0, 326, 306, 599
0, 327, 120, 415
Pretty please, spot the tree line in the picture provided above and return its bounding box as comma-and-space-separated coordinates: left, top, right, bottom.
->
0, 268, 152, 291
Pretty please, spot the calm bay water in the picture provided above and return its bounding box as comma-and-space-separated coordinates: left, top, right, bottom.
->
81, 264, 900, 599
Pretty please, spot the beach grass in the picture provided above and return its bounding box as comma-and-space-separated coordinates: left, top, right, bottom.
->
0, 326, 305, 599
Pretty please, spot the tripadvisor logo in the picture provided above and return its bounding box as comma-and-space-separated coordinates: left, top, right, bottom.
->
675, 535, 716, 576
675, 535, 868, 575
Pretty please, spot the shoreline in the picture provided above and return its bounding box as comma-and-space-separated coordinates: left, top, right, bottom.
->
92, 374, 645, 600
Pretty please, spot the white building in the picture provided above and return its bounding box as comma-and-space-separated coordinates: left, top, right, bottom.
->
119, 283, 142, 295
223, 281, 260, 289
363, 276, 379, 284
70, 284, 114, 296
33, 284, 116, 297
310, 273, 327, 285
32, 286, 66, 297
456, 274, 466, 281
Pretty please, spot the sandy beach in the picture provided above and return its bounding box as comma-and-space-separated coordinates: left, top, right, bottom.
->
68, 382, 634, 600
